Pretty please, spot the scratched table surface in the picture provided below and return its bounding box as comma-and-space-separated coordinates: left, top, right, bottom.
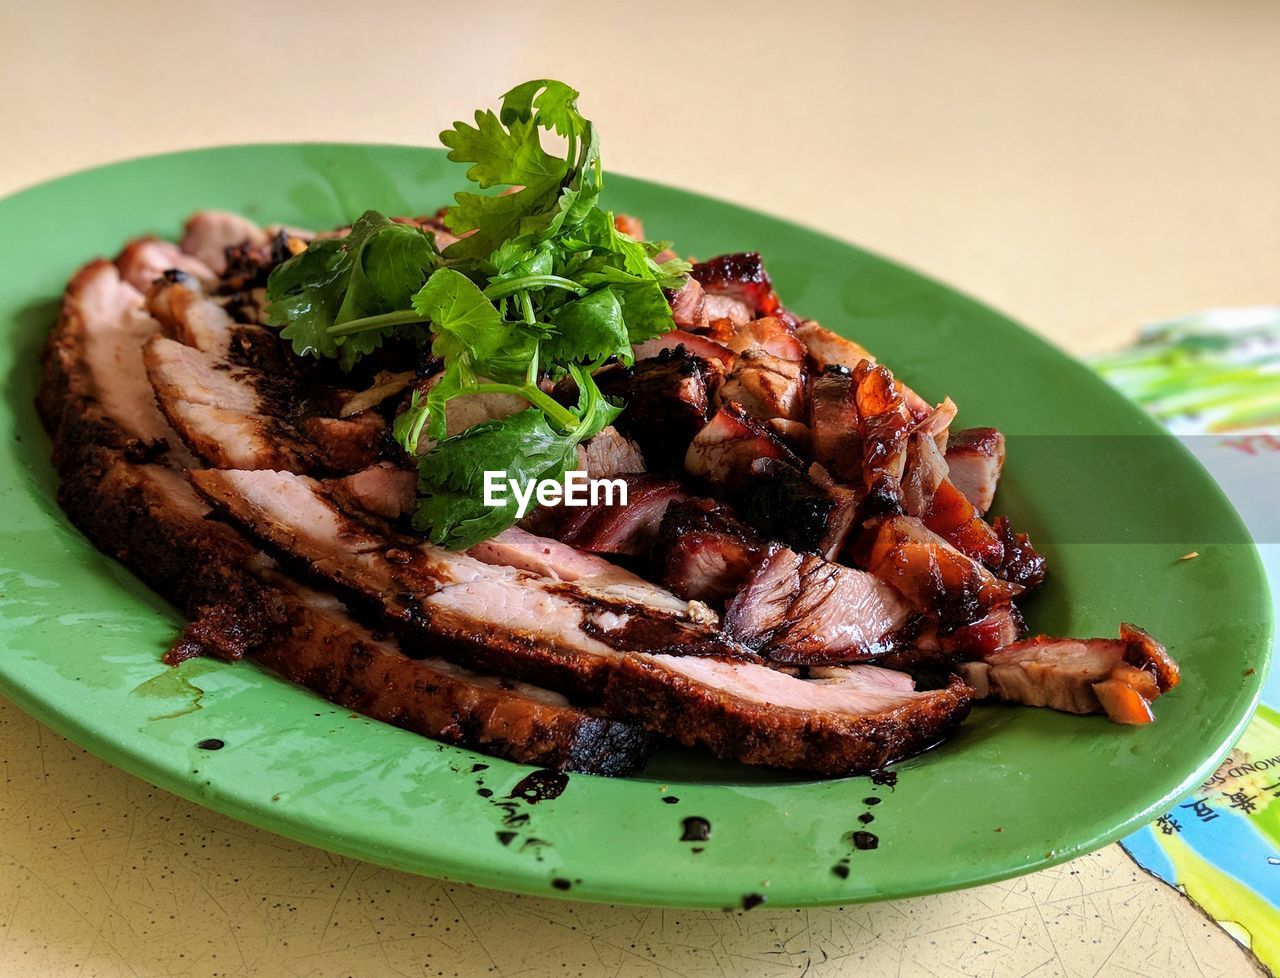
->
2, 1, 1277, 975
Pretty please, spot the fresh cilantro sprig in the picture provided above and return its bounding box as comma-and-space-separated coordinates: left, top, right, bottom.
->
263, 79, 688, 548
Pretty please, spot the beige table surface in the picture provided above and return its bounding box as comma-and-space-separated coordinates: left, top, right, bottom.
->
1, 1, 1277, 975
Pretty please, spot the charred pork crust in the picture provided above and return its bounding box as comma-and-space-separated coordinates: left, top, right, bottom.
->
690, 252, 793, 324
737, 458, 858, 560
605, 662, 971, 777
595, 347, 723, 470
38, 254, 650, 775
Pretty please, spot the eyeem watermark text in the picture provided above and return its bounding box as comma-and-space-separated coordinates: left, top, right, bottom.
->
483, 470, 627, 519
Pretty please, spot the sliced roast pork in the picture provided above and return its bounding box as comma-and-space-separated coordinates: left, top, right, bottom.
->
945, 428, 1005, 515
867, 516, 1022, 624
605, 657, 971, 776
725, 547, 916, 663
808, 367, 862, 483
737, 458, 859, 559
685, 402, 802, 491
40, 249, 651, 777
522, 475, 690, 557
631, 329, 734, 366
691, 252, 791, 323
716, 350, 806, 422
596, 347, 724, 468
795, 321, 877, 372
960, 624, 1178, 724
655, 499, 770, 604
707, 316, 806, 361
853, 360, 913, 515
116, 237, 218, 293
190, 467, 968, 773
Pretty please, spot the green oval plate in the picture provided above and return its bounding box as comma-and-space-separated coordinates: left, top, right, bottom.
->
0, 144, 1270, 909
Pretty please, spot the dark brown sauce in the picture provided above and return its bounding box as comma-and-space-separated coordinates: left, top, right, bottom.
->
477, 788, 493, 798
832, 861, 850, 879
741, 893, 767, 910
858, 812, 875, 825
551, 878, 572, 891
662, 796, 680, 805
495, 831, 517, 846
869, 770, 898, 788
509, 769, 569, 803
863, 796, 881, 806
196, 738, 224, 751
680, 817, 712, 842
851, 830, 879, 851
471, 763, 490, 773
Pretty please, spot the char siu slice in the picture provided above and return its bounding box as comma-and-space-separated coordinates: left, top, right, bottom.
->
521, 475, 690, 557
853, 360, 913, 515
867, 516, 1023, 625
685, 402, 802, 492
191, 468, 965, 774
959, 624, 1178, 724
915, 604, 1026, 659
655, 499, 770, 605
632, 329, 734, 366
809, 367, 862, 483
595, 348, 724, 469
691, 252, 791, 323
707, 316, 806, 361
737, 458, 858, 559
923, 478, 1005, 566
945, 428, 1006, 514
716, 350, 806, 422
795, 321, 877, 372
605, 656, 972, 776
724, 547, 916, 664
989, 515, 1048, 589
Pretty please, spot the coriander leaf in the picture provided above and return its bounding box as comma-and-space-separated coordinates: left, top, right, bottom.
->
264, 239, 348, 360
411, 268, 538, 384
265, 210, 438, 368
411, 408, 579, 549
392, 388, 431, 454
568, 365, 623, 441
544, 288, 629, 367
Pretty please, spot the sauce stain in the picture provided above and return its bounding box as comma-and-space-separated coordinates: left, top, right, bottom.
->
832, 860, 850, 879
863, 796, 881, 806
680, 817, 712, 842
850, 830, 879, 851
662, 796, 680, 805
551, 878, 572, 891
869, 770, 898, 788
858, 812, 875, 825
741, 893, 767, 910
509, 769, 569, 803
196, 738, 224, 751
495, 831, 517, 846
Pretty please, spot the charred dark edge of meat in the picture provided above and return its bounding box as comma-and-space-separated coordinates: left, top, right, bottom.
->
605, 661, 972, 777
36, 271, 651, 775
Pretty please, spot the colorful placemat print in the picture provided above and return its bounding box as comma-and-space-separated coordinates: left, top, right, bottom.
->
1095, 306, 1280, 967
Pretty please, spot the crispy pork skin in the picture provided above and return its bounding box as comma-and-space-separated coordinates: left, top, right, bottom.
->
867, 516, 1022, 624
959, 624, 1177, 724
725, 547, 916, 663
945, 428, 1005, 514
605, 658, 971, 776
176, 575, 651, 774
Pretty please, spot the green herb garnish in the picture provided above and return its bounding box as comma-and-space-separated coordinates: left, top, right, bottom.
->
264, 79, 687, 548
